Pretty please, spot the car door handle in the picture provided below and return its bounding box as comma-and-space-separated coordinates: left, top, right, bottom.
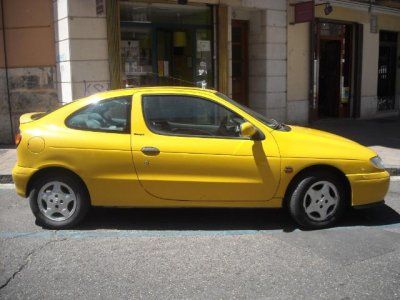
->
141, 147, 160, 156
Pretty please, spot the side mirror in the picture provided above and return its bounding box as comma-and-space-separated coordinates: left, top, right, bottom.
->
240, 122, 257, 138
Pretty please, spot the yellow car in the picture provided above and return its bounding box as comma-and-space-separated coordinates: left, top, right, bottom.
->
12, 87, 390, 229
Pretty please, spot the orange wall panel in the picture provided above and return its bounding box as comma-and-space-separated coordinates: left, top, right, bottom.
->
5, 27, 55, 67
0, 30, 4, 68
3, 0, 52, 29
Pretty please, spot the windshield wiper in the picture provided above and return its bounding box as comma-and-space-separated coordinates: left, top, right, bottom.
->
270, 119, 283, 129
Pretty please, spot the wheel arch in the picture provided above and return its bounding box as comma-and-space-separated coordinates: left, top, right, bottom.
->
26, 166, 91, 203
283, 164, 351, 209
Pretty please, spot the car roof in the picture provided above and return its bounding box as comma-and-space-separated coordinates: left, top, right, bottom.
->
93, 86, 218, 99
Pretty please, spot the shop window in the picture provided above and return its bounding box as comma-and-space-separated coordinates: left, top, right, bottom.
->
119, 2, 214, 89
120, 27, 153, 87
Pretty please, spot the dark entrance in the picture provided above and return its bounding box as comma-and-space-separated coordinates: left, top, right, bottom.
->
231, 20, 249, 106
318, 40, 341, 117
310, 20, 362, 121
378, 31, 398, 111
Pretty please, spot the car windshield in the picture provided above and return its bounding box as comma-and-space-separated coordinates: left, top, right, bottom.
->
215, 92, 278, 129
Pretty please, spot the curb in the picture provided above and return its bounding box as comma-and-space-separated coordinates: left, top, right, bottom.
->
0, 175, 12, 184
1, 168, 400, 185
385, 167, 400, 177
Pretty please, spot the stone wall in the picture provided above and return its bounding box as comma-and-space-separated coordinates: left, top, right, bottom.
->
0, 67, 58, 145
9, 67, 58, 129
0, 69, 12, 144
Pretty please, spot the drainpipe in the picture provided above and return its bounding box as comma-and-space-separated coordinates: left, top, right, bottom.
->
1, 0, 14, 144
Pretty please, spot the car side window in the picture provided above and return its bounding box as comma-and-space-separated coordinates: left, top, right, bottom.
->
142, 95, 246, 138
66, 97, 131, 133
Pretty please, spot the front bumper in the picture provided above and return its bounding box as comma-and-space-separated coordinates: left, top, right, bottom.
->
12, 165, 37, 197
347, 171, 390, 206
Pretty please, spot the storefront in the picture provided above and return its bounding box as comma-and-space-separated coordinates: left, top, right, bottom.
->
288, 0, 400, 123
119, 1, 215, 89
113, 0, 289, 114
27, 0, 289, 142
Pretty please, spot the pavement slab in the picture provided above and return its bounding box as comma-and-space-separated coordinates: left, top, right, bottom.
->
0, 149, 15, 176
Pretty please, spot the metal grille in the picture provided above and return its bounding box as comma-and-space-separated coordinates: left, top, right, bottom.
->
377, 31, 397, 111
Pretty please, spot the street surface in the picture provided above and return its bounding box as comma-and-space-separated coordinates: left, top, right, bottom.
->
1, 180, 400, 299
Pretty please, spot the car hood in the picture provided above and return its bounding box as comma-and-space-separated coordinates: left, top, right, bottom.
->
271, 125, 376, 160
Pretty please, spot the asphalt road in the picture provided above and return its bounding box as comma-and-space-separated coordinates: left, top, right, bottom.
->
1, 180, 400, 299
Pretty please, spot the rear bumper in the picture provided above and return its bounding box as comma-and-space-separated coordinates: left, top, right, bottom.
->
12, 165, 37, 197
347, 171, 390, 207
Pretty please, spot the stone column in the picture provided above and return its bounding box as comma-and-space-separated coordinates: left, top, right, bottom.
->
53, 0, 110, 103
243, 0, 287, 121
265, 7, 287, 121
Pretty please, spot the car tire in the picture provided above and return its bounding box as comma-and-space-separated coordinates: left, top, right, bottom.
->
29, 173, 90, 229
287, 171, 347, 229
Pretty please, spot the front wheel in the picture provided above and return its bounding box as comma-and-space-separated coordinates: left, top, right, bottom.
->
287, 172, 347, 229
29, 173, 90, 229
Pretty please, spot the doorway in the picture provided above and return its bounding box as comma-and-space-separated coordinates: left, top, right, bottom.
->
311, 21, 360, 120
377, 31, 398, 111
318, 40, 341, 117
231, 20, 249, 106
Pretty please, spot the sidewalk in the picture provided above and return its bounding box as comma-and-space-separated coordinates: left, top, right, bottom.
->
0, 116, 399, 179
0, 148, 16, 176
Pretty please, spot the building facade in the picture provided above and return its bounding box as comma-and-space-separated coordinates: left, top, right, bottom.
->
0, 0, 58, 144
288, 0, 400, 123
1, 0, 400, 145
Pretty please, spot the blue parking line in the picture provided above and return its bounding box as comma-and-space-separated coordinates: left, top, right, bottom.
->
0, 229, 278, 239
1, 223, 400, 239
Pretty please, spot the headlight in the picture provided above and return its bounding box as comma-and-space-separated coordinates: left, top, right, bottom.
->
370, 156, 385, 170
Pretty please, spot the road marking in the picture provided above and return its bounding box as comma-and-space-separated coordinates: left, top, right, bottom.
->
0, 229, 278, 239
390, 176, 400, 181
1, 223, 400, 239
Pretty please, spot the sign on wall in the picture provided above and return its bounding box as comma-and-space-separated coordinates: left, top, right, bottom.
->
293, 1, 314, 24
96, 0, 104, 16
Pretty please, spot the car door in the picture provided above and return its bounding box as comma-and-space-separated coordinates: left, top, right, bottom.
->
131, 90, 281, 202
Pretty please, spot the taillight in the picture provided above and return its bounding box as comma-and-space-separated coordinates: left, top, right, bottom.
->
15, 132, 22, 146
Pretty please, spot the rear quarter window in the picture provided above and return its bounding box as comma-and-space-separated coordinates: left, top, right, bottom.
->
66, 97, 131, 133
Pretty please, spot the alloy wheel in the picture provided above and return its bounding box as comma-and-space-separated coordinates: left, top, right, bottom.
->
37, 181, 77, 221
303, 181, 339, 221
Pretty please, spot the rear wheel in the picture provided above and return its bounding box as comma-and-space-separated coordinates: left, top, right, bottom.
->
29, 173, 89, 229
287, 171, 347, 229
